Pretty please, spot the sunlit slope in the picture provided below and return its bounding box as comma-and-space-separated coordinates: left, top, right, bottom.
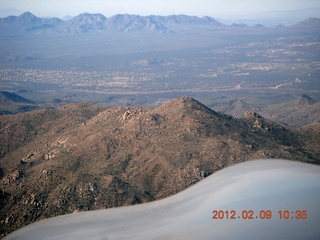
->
5, 159, 320, 240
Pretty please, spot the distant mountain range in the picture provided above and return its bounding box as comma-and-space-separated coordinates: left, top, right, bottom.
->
294, 17, 320, 27
217, 95, 320, 127
0, 12, 319, 34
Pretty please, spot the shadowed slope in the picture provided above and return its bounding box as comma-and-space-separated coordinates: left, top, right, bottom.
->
4, 160, 320, 240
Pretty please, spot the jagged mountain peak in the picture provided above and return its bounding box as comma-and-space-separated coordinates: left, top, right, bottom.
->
0, 91, 33, 104
16, 11, 41, 25
218, 99, 257, 118
231, 98, 250, 106
201, 16, 216, 22
201, 16, 224, 26
63, 12, 107, 33
67, 12, 107, 26
0, 11, 63, 31
164, 96, 201, 105
71, 12, 107, 21
105, 14, 168, 32
230, 99, 253, 110
19, 11, 37, 19
158, 97, 217, 115
152, 14, 224, 27
106, 13, 144, 24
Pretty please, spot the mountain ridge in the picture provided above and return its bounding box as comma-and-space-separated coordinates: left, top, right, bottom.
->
0, 97, 319, 237
0, 12, 63, 29
295, 17, 320, 27
1, 12, 318, 34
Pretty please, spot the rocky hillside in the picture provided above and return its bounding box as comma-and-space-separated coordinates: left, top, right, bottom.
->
0, 97, 319, 237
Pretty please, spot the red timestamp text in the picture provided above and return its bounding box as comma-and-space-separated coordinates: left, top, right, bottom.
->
212, 210, 308, 220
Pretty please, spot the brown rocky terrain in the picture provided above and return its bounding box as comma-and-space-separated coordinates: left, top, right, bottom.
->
0, 97, 319, 238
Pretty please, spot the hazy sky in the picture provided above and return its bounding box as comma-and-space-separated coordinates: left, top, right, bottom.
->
1, 0, 320, 19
